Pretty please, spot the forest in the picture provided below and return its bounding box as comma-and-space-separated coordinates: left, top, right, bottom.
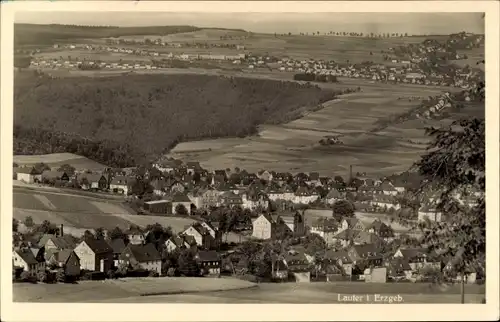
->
14, 73, 341, 167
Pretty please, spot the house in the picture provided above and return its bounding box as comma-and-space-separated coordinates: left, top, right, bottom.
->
182, 223, 217, 249
47, 250, 81, 277
109, 239, 127, 267
393, 247, 440, 271
151, 178, 168, 196
144, 200, 172, 215
325, 249, 353, 276
109, 176, 134, 195
119, 243, 162, 275
309, 217, 339, 246
339, 217, 370, 232
284, 250, 311, 282
325, 188, 343, 205
293, 186, 320, 204
16, 167, 42, 184
220, 191, 243, 208
195, 250, 221, 277
171, 194, 193, 215
80, 174, 108, 190
386, 257, 413, 280
418, 204, 443, 222
73, 237, 113, 272
347, 243, 383, 267
241, 192, 269, 210
12, 249, 45, 275
257, 170, 273, 182
252, 213, 277, 240
200, 189, 221, 209
38, 230, 76, 257
41, 170, 69, 183
278, 211, 306, 237
367, 220, 394, 240
165, 235, 195, 252
125, 227, 146, 245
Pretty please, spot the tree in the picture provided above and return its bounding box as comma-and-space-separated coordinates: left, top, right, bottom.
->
58, 164, 76, 176
400, 118, 485, 303
109, 227, 128, 243
56, 269, 66, 283
95, 227, 105, 240
83, 230, 95, 240
37, 220, 59, 234
175, 203, 188, 216
332, 200, 355, 218
13, 218, 19, 232
37, 270, 48, 283
177, 249, 199, 276
24, 216, 34, 228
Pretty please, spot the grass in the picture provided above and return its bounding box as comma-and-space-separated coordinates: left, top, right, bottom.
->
13, 188, 199, 233
13, 153, 106, 171
13, 277, 256, 302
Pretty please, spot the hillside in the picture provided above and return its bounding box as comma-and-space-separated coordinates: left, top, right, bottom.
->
14, 24, 202, 47
14, 73, 341, 167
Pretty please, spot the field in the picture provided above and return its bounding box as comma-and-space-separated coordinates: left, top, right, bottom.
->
13, 277, 256, 302
14, 280, 484, 303
116, 29, 442, 62
13, 153, 106, 171
169, 77, 482, 178
13, 188, 198, 234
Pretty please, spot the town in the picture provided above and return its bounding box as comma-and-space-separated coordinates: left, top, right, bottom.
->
12, 155, 483, 286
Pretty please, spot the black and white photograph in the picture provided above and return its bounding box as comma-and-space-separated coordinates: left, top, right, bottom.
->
1, 1, 499, 321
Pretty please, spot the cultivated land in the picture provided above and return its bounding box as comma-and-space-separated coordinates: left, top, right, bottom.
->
13, 277, 256, 302
169, 77, 479, 177
12, 188, 198, 234
13, 153, 106, 171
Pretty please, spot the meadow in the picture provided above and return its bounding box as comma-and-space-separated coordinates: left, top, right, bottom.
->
13, 189, 198, 233
13, 153, 106, 171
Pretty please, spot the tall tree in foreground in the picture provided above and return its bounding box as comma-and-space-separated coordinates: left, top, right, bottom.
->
403, 117, 485, 303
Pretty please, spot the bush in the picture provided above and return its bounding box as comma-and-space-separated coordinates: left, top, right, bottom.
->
20, 271, 37, 284
107, 269, 116, 279
82, 271, 106, 281
148, 270, 160, 277
37, 270, 48, 283
166, 267, 177, 277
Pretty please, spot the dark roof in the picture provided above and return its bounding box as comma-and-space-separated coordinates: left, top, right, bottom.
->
15, 249, 39, 265
351, 243, 382, 260
51, 249, 77, 264
17, 167, 42, 175
197, 250, 220, 262
172, 193, 191, 203
83, 237, 113, 254
38, 234, 75, 249
388, 258, 412, 271
325, 250, 353, 264
109, 239, 126, 254
110, 176, 134, 185
128, 243, 161, 262
42, 170, 67, 179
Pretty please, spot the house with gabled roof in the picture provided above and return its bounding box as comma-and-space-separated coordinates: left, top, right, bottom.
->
347, 243, 384, 268
41, 170, 70, 183
418, 203, 443, 222
386, 257, 413, 280
393, 247, 440, 271
252, 213, 278, 240
325, 188, 344, 205
125, 226, 146, 245
367, 219, 395, 240
16, 167, 43, 184
309, 217, 339, 246
220, 191, 243, 208
165, 235, 195, 253
109, 176, 134, 195
73, 237, 113, 272
195, 250, 221, 277
46, 249, 81, 277
119, 243, 162, 275
171, 193, 193, 215
293, 186, 320, 204
79, 173, 108, 190
241, 191, 269, 210
13, 248, 45, 275
325, 249, 353, 276
182, 223, 216, 249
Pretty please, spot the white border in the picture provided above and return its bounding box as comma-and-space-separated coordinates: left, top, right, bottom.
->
1, 2, 499, 321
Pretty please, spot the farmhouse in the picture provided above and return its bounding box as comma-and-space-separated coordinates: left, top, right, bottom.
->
46, 250, 81, 277
41, 170, 70, 183
12, 249, 45, 275
119, 243, 162, 275
195, 250, 221, 277
16, 167, 42, 184
182, 223, 217, 249
171, 193, 193, 215
79, 174, 108, 191
73, 237, 113, 273
109, 176, 134, 195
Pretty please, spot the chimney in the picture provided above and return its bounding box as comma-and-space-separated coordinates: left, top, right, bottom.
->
60, 224, 64, 237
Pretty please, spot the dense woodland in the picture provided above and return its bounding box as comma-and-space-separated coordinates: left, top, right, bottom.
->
14, 74, 341, 167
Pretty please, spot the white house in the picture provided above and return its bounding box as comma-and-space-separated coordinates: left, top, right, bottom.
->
12, 249, 45, 275
16, 167, 42, 184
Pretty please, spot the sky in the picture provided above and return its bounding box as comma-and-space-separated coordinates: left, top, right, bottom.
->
15, 12, 484, 35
